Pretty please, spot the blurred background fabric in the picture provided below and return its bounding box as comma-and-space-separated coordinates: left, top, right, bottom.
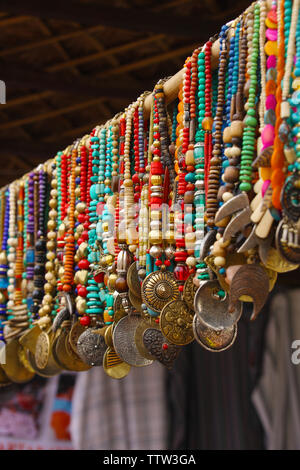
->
70, 361, 168, 450
166, 303, 268, 450
252, 288, 300, 450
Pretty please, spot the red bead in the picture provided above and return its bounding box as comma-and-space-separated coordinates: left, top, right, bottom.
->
78, 213, 86, 223
178, 285, 184, 292
94, 271, 105, 283
174, 264, 189, 282
164, 259, 171, 267
78, 259, 90, 270
78, 286, 87, 297
81, 231, 89, 241
80, 316, 91, 326
132, 173, 139, 184
162, 343, 168, 350
155, 259, 162, 266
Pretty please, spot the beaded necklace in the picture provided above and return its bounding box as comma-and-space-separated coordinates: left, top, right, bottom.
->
206, 26, 229, 228
239, 4, 260, 192
39, 159, 59, 323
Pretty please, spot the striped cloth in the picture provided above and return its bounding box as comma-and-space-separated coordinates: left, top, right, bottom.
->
70, 361, 168, 450
166, 303, 267, 450
252, 288, 300, 450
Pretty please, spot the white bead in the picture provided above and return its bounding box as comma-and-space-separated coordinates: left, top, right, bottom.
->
214, 256, 226, 267
222, 192, 234, 202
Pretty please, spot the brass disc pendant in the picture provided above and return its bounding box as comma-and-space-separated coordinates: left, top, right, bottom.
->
127, 261, 142, 298
52, 332, 70, 370
113, 314, 153, 367
35, 331, 50, 370
103, 347, 131, 379
183, 273, 197, 311
76, 328, 106, 366
160, 300, 194, 346
64, 333, 92, 372
19, 324, 42, 354
69, 321, 87, 354
113, 295, 127, 323
142, 328, 181, 368
26, 349, 62, 378
134, 317, 159, 360
194, 280, 242, 329
54, 329, 92, 371
141, 270, 180, 313
2, 339, 35, 383
193, 314, 237, 352
129, 290, 142, 312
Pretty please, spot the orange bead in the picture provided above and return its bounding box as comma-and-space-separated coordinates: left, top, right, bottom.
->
271, 147, 284, 169
265, 80, 277, 96
271, 168, 285, 187
272, 185, 282, 210
202, 116, 213, 131
260, 167, 272, 181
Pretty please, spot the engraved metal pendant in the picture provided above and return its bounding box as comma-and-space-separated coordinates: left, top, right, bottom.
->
141, 270, 180, 313
160, 299, 194, 346
193, 314, 237, 352
194, 279, 242, 329
142, 328, 181, 368
112, 314, 153, 367
77, 328, 106, 366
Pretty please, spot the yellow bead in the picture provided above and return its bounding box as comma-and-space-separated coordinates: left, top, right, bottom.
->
264, 40, 278, 56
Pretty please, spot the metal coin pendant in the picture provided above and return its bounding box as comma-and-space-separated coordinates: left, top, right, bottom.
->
103, 347, 131, 379
275, 219, 300, 265
160, 300, 194, 346
193, 315, 237, 352
19, 324, 42, 354
35, 331, 51, 369
113, 295, 127, 322
127, 261, 142, 298
183, 273, 197, 311
64, 333, 92, 372
26, 349, 62, 378
2, 339, 35, 383
77, 328, 106, 366
194, 280, 242, 329
69, 321, 87, 354
113, 314, 153, 367
129, 290, 142, 312
143, 328, 181, 368
142, 270, 180, 313
52, 331, 71, 370
134, 317, 159, 360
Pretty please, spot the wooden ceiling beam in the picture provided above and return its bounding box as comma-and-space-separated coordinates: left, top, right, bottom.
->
46, 34, 164, 72
0, 62, 152, 99
0, 98, 106, 130
0, 0, 239, 39
0, 25, 105, 58
97, 43, 198, 78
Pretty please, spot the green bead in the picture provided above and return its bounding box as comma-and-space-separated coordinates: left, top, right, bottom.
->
239, 181, 252, 192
